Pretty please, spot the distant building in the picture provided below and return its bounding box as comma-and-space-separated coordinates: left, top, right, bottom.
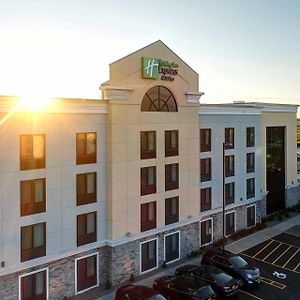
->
0, 41, 299, 299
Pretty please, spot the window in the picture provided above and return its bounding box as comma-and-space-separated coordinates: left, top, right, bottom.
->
200, 158, 211, 182
165, 130, 179, 157
165, 232, 180, 263
20, 135, 45, 170
225, 182, 235, 205
247, 178, 255, 199
20, 178, 46, 216
141, 166, 156, 195
141, 85, 177, 112
165, 197, 179, 225
200, 187, 212, 212
76, 132, 97, 165
225, 155, 234, 177
141, 201, 156, 232
21, 223, 46, 262
247, 205, 256, 228
200, 219, 212, 246
247, 127, 255, 147
225, 212, 235, 235
77, 212, 97, 246
77, 172, 97, 205
200, 129, 211, 152
225, 128, 234, 149
165, 163, 179, 191
20, 269, 47, 300
141, 239, 157, 273
247, 153, 255, 173
141, 131, 156, 159
76, 254, 98, 294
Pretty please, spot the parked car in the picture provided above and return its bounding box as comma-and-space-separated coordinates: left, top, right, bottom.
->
153, 274, 216, 300
175, 264, 238, 297
201, 248, 260, 287
115, 284, 167, 300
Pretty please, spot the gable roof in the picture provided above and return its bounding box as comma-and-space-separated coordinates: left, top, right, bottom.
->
110, 40, 198, 76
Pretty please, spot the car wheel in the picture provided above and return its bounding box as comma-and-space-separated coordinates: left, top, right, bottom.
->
201, 257, 210, 265
237, 277, 245, 287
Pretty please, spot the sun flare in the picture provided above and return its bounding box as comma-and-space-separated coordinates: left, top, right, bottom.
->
19, 94, 52, 112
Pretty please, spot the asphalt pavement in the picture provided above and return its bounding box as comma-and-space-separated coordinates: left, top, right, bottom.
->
95, 213, 300, 300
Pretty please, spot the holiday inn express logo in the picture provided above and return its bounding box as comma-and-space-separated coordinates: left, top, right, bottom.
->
142, 57, 160, 79
142, 57, 178, 81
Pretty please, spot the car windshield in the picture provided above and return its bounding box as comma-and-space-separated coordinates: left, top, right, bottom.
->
146, 295, 166, 300
229, 256, 248, 268
214, 273, 232, 285
195, 286, 214, 298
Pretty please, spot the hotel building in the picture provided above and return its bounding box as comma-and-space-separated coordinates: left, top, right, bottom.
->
0, 41, 299, 299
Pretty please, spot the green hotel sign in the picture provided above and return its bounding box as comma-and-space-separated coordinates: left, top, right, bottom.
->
142, 57, 178, 81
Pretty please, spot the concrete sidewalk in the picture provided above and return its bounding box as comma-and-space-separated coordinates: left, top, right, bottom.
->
97, 213, 300, 300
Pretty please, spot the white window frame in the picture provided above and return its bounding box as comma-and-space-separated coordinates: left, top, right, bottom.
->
19, 267, 49, 300
246, 204, 256, 228
139, 237, 158, 275
75, 252, 99, 295
200, 217, 213, 246
164, 231, 180, 264
225, 210, 236, 237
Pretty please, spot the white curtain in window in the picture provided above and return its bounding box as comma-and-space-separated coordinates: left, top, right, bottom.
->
87, 213, 95, 234
33, 135, 44, 159
171, 131, 177, 149
148, 241, 155, 259
148, 132, 155, 150
87, 173, 95, 194
35, 272, 44, 296
35, 180, 44, 203
86, 133, 96, 154
171, 164, 177, 181
33, 224, 44, 247
86, 256, 96, 277
148, 203, 154, 221
148, 168, 154, 185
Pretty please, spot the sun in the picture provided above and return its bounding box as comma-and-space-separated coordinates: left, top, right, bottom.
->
19, 94, 52, 112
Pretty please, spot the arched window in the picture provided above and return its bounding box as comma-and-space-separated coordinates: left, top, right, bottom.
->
141, 86, 178, 112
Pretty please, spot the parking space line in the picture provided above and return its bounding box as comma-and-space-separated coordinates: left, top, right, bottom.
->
283, 248, 300, 268
272, 245, 292, 264
238, 289, 264, 300
253, 240, 275, 258
261, 276, 286, 289
262, 242, 282, 261
241, 252, 300, 275
293, 260, 300, 271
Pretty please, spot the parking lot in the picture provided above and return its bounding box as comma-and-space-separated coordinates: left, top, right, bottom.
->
237, 230, 300, 299
97, 223, 300, 300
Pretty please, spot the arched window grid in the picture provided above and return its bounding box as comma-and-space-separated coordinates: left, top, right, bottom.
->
141, 85, 178, 112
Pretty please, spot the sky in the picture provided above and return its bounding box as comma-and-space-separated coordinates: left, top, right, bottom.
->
0, 0, 299, 113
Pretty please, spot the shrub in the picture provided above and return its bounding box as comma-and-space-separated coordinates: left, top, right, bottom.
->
129, 273, 135, 282
228, 222, 267, 241
105, 280, 112, 290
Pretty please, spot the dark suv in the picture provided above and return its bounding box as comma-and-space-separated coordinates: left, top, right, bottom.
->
201, 248, 260, 287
